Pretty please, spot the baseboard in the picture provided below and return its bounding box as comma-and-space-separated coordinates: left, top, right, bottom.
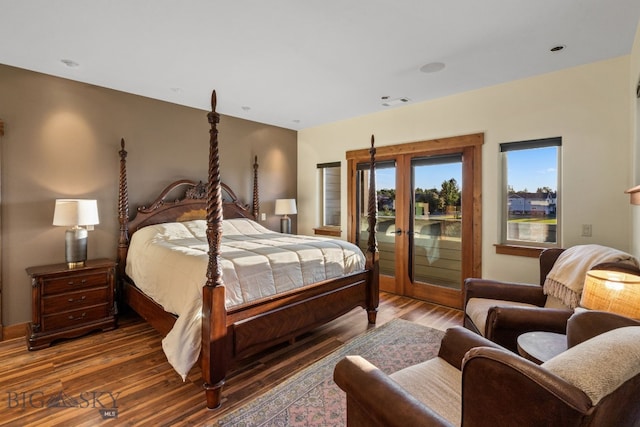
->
3, 322, 27, 341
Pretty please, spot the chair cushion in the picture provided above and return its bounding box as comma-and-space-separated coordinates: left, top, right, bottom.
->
543, 295, 569, 309
543, 326, 640, 405
466, 298, 538, 336
390, 357, 462, 426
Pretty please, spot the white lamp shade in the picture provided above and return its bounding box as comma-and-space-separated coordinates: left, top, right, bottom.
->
275, 199, 297, 215
581, 269, 640, 319
53, 199, 100, 226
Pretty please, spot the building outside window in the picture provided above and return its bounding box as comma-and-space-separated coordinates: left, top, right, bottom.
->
500, 137, 561, 247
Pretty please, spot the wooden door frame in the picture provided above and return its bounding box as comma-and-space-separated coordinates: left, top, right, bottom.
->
346, 133, 483, 309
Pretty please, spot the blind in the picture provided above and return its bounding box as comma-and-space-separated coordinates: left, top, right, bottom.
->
411, 153, 462, 167
500, 137, 561, 152
356, 160, 395, 171
317, 161, 341, 169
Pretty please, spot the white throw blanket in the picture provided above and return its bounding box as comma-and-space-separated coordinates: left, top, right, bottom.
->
543, 244, 639, 308
126, 218, 366, 380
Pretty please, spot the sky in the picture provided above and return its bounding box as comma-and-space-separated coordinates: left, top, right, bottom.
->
377, 163, 461, 191
376, 146, 557, 192
507, 146, 557, 192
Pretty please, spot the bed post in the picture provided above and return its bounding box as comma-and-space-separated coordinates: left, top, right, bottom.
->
202, 90, 228, 409
117, 139, 129, 287
252, 155, 259, 219
366, 135, 379, 324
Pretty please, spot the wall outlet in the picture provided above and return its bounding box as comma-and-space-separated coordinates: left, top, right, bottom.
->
261, 213, 266, 221
581, 224, 592, 237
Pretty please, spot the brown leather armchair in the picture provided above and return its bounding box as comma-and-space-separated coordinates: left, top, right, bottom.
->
463, 248, 640, 352
334, 321, 640, 427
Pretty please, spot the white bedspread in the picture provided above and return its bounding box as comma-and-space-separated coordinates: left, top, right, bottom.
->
125, 218, 365, 380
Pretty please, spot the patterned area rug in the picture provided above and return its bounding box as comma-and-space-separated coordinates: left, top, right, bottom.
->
217, 319, 445, 426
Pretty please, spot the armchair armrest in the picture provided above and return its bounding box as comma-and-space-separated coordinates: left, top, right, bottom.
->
566, 310, 640, 348
334, 355, 452, 427
590, 262, 640, 275
437, 326, 503, 370
485, 306, 573, 352
461, 346, 591, 426
539, 248, 565, 285
464, 278, 547, 307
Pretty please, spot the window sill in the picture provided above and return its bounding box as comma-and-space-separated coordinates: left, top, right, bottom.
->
494, 244, 545, 258
314, 226, 341, 237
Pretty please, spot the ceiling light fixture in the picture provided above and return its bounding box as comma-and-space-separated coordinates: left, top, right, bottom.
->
60, 59, 79, 68
420, 62, 445, 74
382, 97, 410, 107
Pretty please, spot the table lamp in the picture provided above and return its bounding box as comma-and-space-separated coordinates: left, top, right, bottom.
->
53, 199, 99, 268
275, 198, 296, 234
625, 185, 640, 205
581, 269, 640, 319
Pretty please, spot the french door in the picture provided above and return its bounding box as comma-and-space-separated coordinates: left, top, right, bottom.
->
347, 134, 482, 309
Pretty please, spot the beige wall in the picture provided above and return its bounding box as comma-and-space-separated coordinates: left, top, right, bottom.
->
298, 56, 636, 285
0, 64, 297, 326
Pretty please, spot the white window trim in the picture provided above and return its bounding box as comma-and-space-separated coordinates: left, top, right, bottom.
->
500, 137, 562, 248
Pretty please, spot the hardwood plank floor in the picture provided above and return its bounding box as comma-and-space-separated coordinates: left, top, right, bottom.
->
0, 292, 462, 426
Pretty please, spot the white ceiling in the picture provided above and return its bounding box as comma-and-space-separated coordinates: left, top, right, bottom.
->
2, 1, 640, 130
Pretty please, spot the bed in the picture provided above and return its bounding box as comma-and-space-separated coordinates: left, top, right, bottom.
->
116, 90, 379, 409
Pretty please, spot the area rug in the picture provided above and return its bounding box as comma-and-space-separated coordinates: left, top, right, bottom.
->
217, 319, 445, 426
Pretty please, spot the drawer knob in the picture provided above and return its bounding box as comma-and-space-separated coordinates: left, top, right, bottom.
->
67, 295, 87, 303
67, 279, 88, 286
67, 312, 87, 320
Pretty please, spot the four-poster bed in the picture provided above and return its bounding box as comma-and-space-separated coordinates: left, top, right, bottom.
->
116, 90, 379, 409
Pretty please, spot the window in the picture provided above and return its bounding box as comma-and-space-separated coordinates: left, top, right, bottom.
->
318, 162, 341, 227
500, 137, 561, 248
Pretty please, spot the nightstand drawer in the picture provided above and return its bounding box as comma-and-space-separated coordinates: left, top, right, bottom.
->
42, 271, 109, 295
42, 304, 109, 331
42, 287, 109, 315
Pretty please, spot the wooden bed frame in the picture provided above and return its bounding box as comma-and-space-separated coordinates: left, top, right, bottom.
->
116, 90, 379, 409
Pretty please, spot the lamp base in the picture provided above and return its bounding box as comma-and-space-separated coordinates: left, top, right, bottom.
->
67, 261, 86, 269
65, 228, 88, 269
280, 216, 291, 234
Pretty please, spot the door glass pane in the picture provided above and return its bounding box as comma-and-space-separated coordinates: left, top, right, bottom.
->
357, 161, 396, 277
411, 155, 462, 289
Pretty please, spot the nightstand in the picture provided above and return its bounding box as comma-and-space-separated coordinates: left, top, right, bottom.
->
26, 259, 117, 350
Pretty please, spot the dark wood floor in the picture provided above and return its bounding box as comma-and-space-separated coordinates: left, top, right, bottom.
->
0, 292, 462, 426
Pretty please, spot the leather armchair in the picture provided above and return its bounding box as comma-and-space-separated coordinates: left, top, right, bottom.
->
464, 248, 571, 352
334, 323, 640, 427
463, 248, 640, 352
334, 327, 502, 427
